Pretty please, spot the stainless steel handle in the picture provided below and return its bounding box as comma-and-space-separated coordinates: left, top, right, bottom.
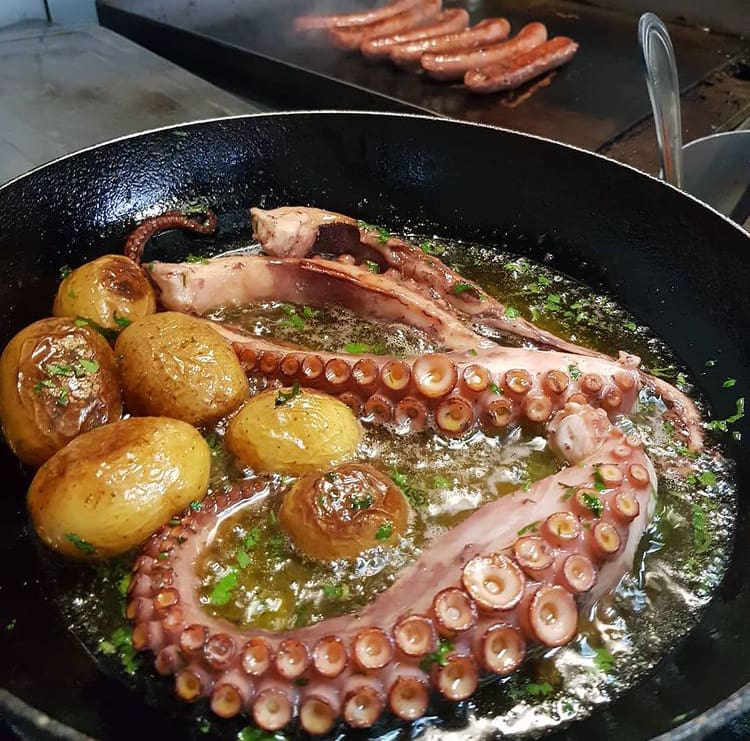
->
638, 12, 684, 188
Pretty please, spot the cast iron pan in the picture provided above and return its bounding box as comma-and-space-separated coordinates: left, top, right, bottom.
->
0, 112, 749, 740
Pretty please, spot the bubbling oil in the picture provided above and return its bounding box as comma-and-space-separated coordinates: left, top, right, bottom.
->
48, 235, 736, 739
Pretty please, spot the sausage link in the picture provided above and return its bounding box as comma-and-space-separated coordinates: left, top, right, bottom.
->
465, 36, 579, 93
390, 18, 510, 66
294, 0, 422, 31
331, 0, 441, 50
362, 9, 469, 58
422, 22, 547, 81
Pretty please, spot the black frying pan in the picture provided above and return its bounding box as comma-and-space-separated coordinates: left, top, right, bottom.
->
0, 112, 749, 741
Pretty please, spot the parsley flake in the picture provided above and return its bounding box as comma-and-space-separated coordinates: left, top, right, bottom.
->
517, 521, 539, 536
66, 533, 95, 554
692, 504, 711, 554
504, 306, 521, 318
78, 358, 99, 374
375, 522, 394, 541
243, 527, 261, 548
113, 311, 132, 328
280, 304, 305, 330
236, 549, 251, 568
592, 467, 607, 492
526, 682, 554, 698
59, 265, 72, 279
190, 500, 203, 511
186, 254, 209, 264
568, 364, 581, 380
623, 321, 637, 331
432, 475, 452, 489
723, 378, 736, 388
698, 471, 717, 487
580, 492, 603, 518
593, 647, 614, 672
350, 494, 373, 511
705, 359, 717, 367
275, 380, 301, 407
210, 571, 238, 606
489, 381, 502, 395
419, 240, 444, 256
419, 638, 453, 672
343, 342, 386, 355
451, 282, 481, 298
706, 397, 745, 433
365, 260, 380, 273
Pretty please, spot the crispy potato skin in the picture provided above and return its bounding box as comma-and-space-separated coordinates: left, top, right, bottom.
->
280, 463, 408, 559
27, 417, 210, 558
53, 255, 156, 330
226, 388, 361, 474
0, 317, 122, 466
115, 312, 248, 425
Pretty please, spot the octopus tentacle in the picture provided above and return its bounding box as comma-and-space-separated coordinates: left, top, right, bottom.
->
248, 207, 703, 449
124, 210, 218, 263
129, 403, 657, 730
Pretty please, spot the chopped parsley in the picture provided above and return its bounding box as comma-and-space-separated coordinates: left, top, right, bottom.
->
280, 304, 305, 330
350, 494, 373, 510
692, 504, 711, 554
294, 677, 309, 687
375, 522, 394, 541
723, 378, 736, 388
33, 379, 55, 395
568, 364, 581, 380
98, 626, 139, 675
432, 474, 452, 489
580, 492, 603, 518
46, 363, 73, 376
592, 467, 607, 492
593, 647, 614, 672
73, 316, 118, 341
265, 534, 286, 560
365, 260, 380, 273
705, 359, 717, 367
504, 306, 521, 318
676, 372, 687, 387
451, 282, 482, 298
157, 552, 169, 561
706, 397, 745, 432
526, 682, 554, 698
419, 240, 444, 256
190, 500, 203, 511
559, 485, 576, 501
78, 358, 99, 373
67, 289, 78, 299
517, 521, 539, 536
544, 294, 562, 312
236, 549, 251, 569
322, 583, 348, 599
623, 321, 637, 331
59, 265, 72, 279
489, 381, 502, 395
275, 380, 301, 407
6, 619, 16, 631
66, 533, 95, 554
468, 348, 478, 356
662, 420, 674, 436
698, 471, 717, 487
357, 220, 389, 243
186, 254, 209, 264
419, 638, 453, 672
210, 571, 238, 606
343, 342, 386, 355
237, 727, 288, 741
113, 311, 132, 328
243, 527, 261, 548
391, 468, 427, 506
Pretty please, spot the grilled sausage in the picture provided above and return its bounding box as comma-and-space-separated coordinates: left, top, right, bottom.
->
390, 18, 511, 66
361, 8, 468, 58
422, 22, 547, 81
331, 0, 441, 50
294, 0, 422, 31
465, 36, 579, 93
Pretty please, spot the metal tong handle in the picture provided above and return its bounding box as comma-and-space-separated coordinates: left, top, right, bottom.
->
638, 12, 684, 188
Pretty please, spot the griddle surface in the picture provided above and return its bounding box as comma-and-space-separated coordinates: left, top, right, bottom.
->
98, 0, 747, 150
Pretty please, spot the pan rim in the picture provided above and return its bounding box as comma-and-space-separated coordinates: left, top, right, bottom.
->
0, 109, 747, 239
0, 109, 748, 740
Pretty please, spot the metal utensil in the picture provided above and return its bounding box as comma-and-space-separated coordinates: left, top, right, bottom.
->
639, 12, 750, 228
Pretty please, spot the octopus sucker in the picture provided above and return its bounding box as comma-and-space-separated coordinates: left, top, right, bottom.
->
128, 402, 658, 730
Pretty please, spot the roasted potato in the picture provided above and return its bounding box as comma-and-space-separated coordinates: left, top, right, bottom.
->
115, 312, 248, 425
0, 318, 122, 466
53, 255, 156, 332
27, 416, 210, 558
226, 387, 361, 474
280, 463, 408, 559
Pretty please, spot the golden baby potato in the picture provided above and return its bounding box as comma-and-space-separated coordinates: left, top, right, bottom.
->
53, 255, 156, 331
0, 317, 122, 466
27, 417, 210, 558
226, 387, 361, 474
280, 463, 408, 560
115, 312, 248, 425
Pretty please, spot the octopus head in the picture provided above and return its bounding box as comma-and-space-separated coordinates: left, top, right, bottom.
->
251, 207, 318, 258
547, 403, 612, 464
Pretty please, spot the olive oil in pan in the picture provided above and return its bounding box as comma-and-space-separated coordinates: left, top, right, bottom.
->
44, 237, 736, 739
